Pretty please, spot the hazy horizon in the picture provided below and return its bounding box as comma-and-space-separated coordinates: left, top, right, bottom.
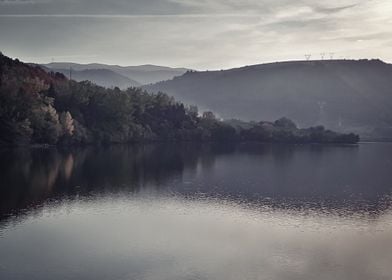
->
15, 57, 387, 73
1, 0, 392, 70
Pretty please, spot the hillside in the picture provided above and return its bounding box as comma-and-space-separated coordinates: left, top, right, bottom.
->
41, 62, 188, 85
145, 60, 392, 140
0, 53, 358, 146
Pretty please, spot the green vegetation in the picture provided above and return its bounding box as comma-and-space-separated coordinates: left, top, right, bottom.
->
0, 53, 359, 146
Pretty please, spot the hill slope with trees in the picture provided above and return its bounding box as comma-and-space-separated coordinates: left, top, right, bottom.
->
0, 53, 359, 146
145, 60, 392, 140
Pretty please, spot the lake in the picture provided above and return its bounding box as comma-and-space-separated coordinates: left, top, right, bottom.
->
1, 143, 392, 280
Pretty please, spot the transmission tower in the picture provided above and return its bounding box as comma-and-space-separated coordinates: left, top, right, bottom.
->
318, 101, 327, 125
305, 54, 311, 61
329, 52, 334, 60
320, 53, 325, 60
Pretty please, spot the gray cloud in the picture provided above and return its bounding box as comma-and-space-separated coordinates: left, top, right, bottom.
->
0, 0, 391, 69
313, 4, 358, 14
0, 0, 363, 16
0, 0, 38, 4
0, 0, 187, 15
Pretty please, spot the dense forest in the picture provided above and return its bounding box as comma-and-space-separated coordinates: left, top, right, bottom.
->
145, 59, 392, 140
0, 53, 359, 146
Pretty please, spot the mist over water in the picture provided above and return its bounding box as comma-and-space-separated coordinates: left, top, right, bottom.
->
1, 143, 392, 280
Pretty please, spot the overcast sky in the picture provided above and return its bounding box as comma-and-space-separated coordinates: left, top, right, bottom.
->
0, 0, 391, 69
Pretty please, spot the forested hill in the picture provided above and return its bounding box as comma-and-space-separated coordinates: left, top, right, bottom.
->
144, 59, 392, 140
0, 53, 359, 145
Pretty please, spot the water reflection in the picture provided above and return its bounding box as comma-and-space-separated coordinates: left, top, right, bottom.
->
1, 143, 392, 280
1, 143, 392, 220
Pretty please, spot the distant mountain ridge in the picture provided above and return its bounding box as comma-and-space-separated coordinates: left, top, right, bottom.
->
144, 59, 392, 140
41, 67, 141, 89
41, 62, 189, 86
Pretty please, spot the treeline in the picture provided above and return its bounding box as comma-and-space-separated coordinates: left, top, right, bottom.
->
229, 118, 359, 144
0, 53, 359, 145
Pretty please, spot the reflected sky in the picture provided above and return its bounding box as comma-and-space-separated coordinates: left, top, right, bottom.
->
1, 196, 392, 280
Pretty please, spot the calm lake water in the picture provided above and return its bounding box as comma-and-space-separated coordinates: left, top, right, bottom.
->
1, 143, 392, 280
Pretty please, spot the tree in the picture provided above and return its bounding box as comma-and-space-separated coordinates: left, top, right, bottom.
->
60, 111, 74, 136
202, 111, 216, 121
274, 117, 297, 130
